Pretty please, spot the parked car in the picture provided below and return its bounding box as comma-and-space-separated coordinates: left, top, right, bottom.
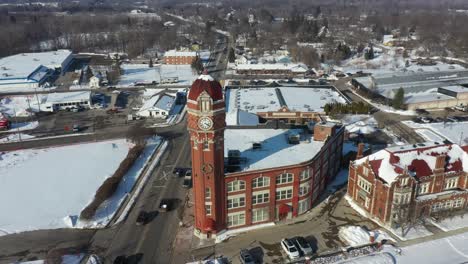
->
239, 249, 255, 264
281, 238, 300, 259
415, 108, 429, 115
434, 117, 444, 123
172, 167, 186, 177
182, 170, 192, 188
72, 124, 81, 132
446, 116, 457, 122
421, 117, 433, 123
136, 211, 149, 225
113, 256, 126, 264
158, 199, 171, 212
292, 236, 313, 256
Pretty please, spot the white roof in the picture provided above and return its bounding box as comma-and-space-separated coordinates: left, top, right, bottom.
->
225, 87, 347, 115
226, 108, 259, 126
139, 94, 175, 113
236, 63, 307, 72
224, 129, 324, 172
164, 50, 197, 57
0, 50, 72, 80
45, 91, 91, 104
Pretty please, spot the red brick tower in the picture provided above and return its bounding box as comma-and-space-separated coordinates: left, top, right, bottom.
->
187, 73, 226, 239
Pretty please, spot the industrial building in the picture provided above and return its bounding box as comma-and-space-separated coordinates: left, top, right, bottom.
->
0, 50, 73, 91
352, 70, 468, 110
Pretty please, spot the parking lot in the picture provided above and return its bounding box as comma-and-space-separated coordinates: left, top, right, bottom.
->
189, 187, 379, 264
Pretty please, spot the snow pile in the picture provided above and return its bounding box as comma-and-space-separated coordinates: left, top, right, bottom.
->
339, 226, 394, 246
0, 133, 35, 143
346, 118, 378, 134
0, 139, 131, 235
430, 213, 468, 231
338, 252, 395, 264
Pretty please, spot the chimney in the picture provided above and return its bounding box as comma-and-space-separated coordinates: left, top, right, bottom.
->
435, 155, 446, 171
356, 143, 365, 160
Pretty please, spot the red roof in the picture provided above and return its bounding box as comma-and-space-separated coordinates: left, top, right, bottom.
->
188, 77, 223, 101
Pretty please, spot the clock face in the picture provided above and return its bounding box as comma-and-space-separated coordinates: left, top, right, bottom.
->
198, 116, 213, 130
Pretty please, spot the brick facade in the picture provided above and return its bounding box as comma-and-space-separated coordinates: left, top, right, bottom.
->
347, 144, 468, 228
187, 76, 345, 238
164, 55, 197, 65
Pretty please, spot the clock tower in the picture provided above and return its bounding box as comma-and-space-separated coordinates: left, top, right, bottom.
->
187, 73, 226, 239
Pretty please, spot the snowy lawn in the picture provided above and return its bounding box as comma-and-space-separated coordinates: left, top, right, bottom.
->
403, 121, 468, 144
0, 139, 132, 235
339, 226, 394, 246
77, 137, 162, 228
430, 213, 468, 232
118, 64, 196, 87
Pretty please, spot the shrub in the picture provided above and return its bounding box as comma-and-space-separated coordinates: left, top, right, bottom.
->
79, 144, 145, 220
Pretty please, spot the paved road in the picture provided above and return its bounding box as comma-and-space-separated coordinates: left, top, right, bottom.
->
89, 119, 191, 263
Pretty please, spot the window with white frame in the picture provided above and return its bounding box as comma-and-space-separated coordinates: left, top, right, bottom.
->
298, 198, 311, 214
227, 180, 246, 192
227, 212, 245, 227
252, 207, 269, 223
400, 177, 409, 186
417, 183, 430, 195
200, 98, 212, 112
444, 177, 458, 190
299, 182, 310, 196
276, 188, 293, 200
276, 173, 293, 184
227, 195, 245, 209
300, 169, 311, 181
357, 176, 372, 193
432, 203, 442, 212
444, 200, 453, 209
203, 141, 210, 150
252, 177, 270, 188
205, 187, 211, 201
362, 166, 369, 176
454, 198, 465, 208
205, 204, 211, 215
252, 191, 269, 205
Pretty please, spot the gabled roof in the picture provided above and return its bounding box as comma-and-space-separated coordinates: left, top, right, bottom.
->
356, 142, 468, 184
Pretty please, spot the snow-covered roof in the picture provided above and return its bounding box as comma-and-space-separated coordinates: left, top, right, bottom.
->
139, 94, 175, 112
405, 91, 454, 104
354, 70, 468, 98
225, 87, 347, 115
355, 143, 468, 184
45, 91, 91, 104
0, 50, 72, 81
226, 108, 259, 126
224, 128, 324, 172
164, 50, 197, 57
439, 85, 468, 94
236, 63, 307, 72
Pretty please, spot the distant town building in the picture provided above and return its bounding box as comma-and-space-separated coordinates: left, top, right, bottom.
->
352, 70, 468, 110
0, 50, 73, 91
347, 142, 468, 228
164, 50, 198, 65
235, 64, 308, 77
187, 74, 344, 239
137, 93, 175, 118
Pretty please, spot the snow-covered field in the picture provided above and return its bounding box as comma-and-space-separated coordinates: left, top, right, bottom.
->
118, 64, 196, 87
0, 133, 35, 143
403, 121, 468, 144
338, 226, 394, 246
0, 139, 133, 235
0, 95, 43, 117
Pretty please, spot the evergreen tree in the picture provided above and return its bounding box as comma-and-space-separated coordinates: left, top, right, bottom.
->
191, 56, 204, 74
149, 58, 154, 68
392, 88, 405, 110
228, 47, 235, 63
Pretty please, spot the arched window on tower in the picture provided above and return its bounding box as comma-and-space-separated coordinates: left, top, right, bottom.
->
199, 96, 212, 112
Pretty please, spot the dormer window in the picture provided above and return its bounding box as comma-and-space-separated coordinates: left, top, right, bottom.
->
400, 177, 409, 186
